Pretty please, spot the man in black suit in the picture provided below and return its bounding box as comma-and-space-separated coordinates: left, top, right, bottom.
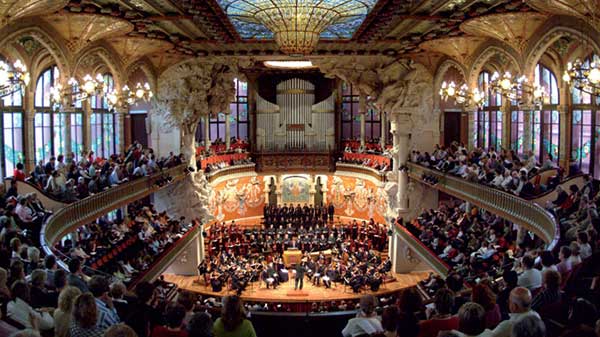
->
328, 202, 335, 222
295, 262, 306, 290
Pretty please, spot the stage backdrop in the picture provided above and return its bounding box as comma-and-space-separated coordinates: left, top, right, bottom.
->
208, 176, 265, 221
207, 173, 388, 224
326, 175, 387, 223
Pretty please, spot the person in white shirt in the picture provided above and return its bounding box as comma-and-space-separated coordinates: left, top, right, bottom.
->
517, 255, 542, 291
7, 281, 54, 331
577, 232, 593, 260
568, 242, 583, 266
341, 294, 383, 337
489, 287, 539, 337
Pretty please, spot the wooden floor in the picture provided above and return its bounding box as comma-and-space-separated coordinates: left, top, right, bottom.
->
163, 271, 430, 303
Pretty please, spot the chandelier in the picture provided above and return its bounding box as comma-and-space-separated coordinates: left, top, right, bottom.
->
50, 74, 106, 109
439, 81, 485, 108
221, 0, 372, 56
563, 56, 600, 97
106, 82, 153, 109
0, 59, 30, 98
489, 71, 546, 107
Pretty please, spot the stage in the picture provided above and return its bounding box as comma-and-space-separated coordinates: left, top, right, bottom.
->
162, 271, 430, 303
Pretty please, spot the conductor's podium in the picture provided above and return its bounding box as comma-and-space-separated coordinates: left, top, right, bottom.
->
283, 249, 302, 266
283, 249, 333, 266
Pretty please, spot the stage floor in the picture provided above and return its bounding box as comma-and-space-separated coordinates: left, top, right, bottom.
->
162, 271, 430, 303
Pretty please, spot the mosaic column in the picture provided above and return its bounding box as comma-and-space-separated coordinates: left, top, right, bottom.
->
395, 113, 410, 211
204, 114, 211, 148
465, 106, 477, 150
380, 111, 387, 150
224, 112, 231, 150
359, 93, 367, 147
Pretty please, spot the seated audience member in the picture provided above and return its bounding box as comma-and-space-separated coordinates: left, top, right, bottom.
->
382, 306, 399, 337
186, 312, 213, 337
489, 287, 539, 337
471, 283, 501, 329
517, 255, 542, 291
89, 276, 121, 330
126, 281, 162, 337
110, 282, 130, 321
104, 323, 139, 337
451, 302, 490, 337
67, 258, 89, 292
510, 315, 546, 337
531, 270, 562, 312
7, 281, 54, 331
342, 294, 384, 337
71, 293, 105, 337
151, 303, 188, 337
54, 286, 82, 337
419, 288, 459, 337
213, 296, 256, 337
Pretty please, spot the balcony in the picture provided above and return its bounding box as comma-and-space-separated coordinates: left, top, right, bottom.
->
407, 162, 559, 249
41, 165, 189, 267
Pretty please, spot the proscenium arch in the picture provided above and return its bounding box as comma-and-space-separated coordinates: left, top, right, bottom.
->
468, 44, 522, 88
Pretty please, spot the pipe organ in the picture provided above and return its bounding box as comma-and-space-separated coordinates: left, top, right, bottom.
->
256, 78, 335, 152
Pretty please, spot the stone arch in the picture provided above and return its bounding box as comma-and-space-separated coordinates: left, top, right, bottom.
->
0, 25, 71, 83
74, 44, 125, 90
433, 59, 468, 94
524, 23, 600, 80
468, 44, 521, 87
125, 57, 157, 91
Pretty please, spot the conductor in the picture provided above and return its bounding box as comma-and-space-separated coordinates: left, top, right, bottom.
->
295, 262, 306, 290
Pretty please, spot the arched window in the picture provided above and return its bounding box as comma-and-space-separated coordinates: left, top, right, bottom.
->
197, 78, 249, 142
340, 82, 380, 142
90, 73, 118, 158
34, 66, 61, 163
475, 71, 502, 150
532, 63, 560, 163
1, 57, 24, 177
571, 54, 600, 178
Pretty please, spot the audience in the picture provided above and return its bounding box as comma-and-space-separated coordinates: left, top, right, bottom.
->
213, 296, 256, 337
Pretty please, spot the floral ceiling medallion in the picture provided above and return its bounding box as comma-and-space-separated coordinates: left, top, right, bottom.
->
44, 12, 134, 53
0, 0, 68, 27
419, 36, 487, 64
460, 12, 548, 54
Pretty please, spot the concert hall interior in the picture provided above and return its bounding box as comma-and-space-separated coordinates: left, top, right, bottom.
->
0, 1, 600, 337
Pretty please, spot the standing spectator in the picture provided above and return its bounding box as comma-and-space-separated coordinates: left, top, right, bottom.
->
471, 283, 501, 329
213, 296, 256, 337
532, 270, 562, 311
341, 294, 383, 337
71, 293, 105, 337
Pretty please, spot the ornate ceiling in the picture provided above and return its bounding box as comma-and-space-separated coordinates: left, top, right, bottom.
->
0, 0, 598, 74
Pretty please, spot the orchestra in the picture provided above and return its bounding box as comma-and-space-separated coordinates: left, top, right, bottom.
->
199, 213, 391, 295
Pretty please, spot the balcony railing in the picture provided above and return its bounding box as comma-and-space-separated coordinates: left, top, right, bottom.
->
407, 162, 559, 250
394, 224, 450, 278
41, 164, 189, 256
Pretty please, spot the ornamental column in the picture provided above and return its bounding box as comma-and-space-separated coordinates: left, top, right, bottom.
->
82, 100, 92, 154
204, 114, 211, 148
224, 112, 231, 150
394, 112, 411, 211
520, 105, 533, 155
359, 93, 367, 147
557, 104, 569, 170
115, 107, 126, 154
380, 111, 387, 150
465, 105, 477, 150
63, 108, 72, 159
23, 86, 36, 171
390, 124, 399, 172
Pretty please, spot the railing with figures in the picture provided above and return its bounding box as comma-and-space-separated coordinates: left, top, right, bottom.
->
40, 164, 190, 263
394, 224, 451, 278
407, 162, 559, 250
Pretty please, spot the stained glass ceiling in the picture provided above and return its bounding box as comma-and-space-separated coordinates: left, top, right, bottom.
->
216, 0, 378, 39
